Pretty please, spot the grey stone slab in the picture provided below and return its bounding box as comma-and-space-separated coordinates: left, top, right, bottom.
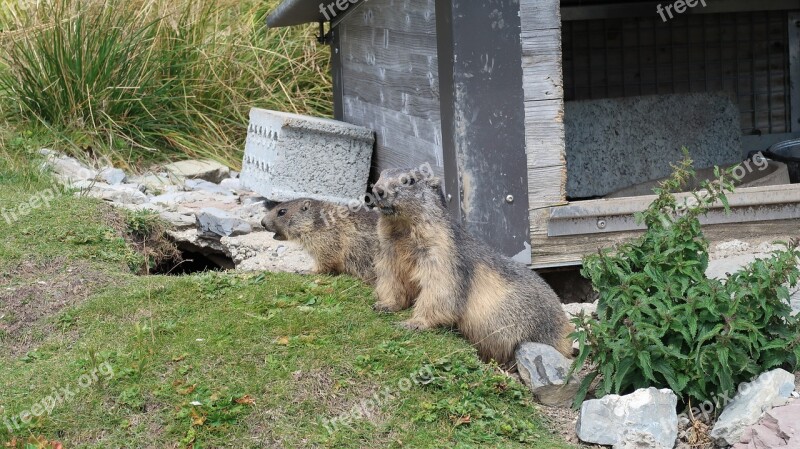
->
196, 207, 252, 237
711, 369, 796, 446
163, 159, 230, 183
98, 167, 126, 185
577, 387, 678, 448
515, 342, 579, 407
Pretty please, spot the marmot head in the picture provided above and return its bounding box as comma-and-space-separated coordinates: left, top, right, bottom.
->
372, 167, 444, 217
261, 198, 319, 241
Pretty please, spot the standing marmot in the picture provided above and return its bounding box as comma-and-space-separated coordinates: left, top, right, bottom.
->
371, 168, 572, 366
261, 198, 379, 284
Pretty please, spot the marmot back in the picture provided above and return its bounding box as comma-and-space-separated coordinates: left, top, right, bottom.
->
371, 168, 572, 366
261, 198, 379, 284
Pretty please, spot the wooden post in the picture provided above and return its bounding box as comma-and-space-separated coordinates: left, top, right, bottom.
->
519, 0, 568, 268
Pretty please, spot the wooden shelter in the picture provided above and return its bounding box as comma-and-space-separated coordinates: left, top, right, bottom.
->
267, 0, 800, 268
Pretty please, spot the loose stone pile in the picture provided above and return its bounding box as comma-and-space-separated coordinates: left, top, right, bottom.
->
39, 150, 315, 273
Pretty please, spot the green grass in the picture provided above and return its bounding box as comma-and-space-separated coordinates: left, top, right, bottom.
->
0, 0, 332, 170
0, 130, 571, 448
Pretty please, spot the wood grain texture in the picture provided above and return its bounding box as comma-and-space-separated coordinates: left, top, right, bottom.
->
338, 0, 442, 177
531, 219, 800, 269
520, 0, 567, 262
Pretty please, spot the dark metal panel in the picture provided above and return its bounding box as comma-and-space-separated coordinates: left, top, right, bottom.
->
329, 27, 344, 121
790, 12, 800, 133
434, 0, 462, 222
561, 0, 800, 21
436, 0, 532, 262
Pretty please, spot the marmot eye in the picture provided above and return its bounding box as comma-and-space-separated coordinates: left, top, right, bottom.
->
408, 178, 416, 186
277, 209, 287, 217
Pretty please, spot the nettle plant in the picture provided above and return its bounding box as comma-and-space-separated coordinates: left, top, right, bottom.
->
571, 151, 800, 407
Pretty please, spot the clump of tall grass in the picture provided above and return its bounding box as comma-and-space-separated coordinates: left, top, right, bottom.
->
0, 0, 332, 168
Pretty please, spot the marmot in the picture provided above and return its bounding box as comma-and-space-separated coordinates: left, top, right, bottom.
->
371, 168, 572, 366
261, 198, 380, 284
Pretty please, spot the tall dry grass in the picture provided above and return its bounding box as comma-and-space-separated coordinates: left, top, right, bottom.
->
0, 0, 332, 168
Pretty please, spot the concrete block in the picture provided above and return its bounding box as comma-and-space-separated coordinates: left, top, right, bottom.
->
565, 93, 742, 198
240, 108, 375, 203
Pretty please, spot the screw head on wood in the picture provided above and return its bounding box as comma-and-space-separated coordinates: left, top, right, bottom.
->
505, 195, 514, 203
447, 194, 453, 203
597, 219, 607, 230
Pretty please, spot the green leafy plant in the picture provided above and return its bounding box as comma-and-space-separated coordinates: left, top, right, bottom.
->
571, 150, 800, 407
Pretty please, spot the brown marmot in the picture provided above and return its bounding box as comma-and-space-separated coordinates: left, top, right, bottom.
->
371, 168, 572, 366
261, 198, 379, 284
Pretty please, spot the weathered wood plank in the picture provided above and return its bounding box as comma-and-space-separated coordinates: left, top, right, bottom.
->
519, 0, 560, 32
341, 23, 439, 54
531, 219, 800, 269
341, 36, 438, 73
527, 165, 566, 208
523, 100, 565, 169
520, 0, 566, 265
349, 1, 437, 33
341, 67, 440, 119
338, 0, 443, 178
343, 96, 442, 172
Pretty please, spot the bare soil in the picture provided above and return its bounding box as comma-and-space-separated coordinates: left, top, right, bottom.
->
0, 257, 111, 356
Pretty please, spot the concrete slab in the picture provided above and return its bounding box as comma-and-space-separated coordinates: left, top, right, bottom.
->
565, 93, 742, 198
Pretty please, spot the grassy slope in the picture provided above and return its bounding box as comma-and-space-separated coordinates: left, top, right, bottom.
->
0, 131, 571, 448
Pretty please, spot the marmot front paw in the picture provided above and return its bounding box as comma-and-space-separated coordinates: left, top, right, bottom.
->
398, 319, 429, 331
372, 302, 401, 313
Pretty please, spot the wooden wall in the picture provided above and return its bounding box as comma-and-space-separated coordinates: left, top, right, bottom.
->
337, 0, 443, 179
519, 0, 569, 268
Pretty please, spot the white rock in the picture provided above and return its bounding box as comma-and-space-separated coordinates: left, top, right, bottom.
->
183, 179, 235, 196
163, 159, 230, 184
41, 154, 97, 184
98, 167, 126, 185
74, 181, 148, 205
129, 172, 183, 193
714, 240, 750, 255
196, 207, 252, 237
577, 387, 678, 449
710, 368, 796, 446
515, 342, 579, 407
219, 178, 242, 191
232, 202, 269, 229
222, 231, 314, 272
159, 211, 196, 230
563, 301, 598, 317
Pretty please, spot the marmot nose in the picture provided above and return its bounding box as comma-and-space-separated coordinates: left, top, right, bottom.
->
374, 186, 386, 198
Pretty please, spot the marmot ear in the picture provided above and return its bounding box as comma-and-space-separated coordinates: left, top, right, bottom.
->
301, 200, 311, 211
263, 200, 281, 211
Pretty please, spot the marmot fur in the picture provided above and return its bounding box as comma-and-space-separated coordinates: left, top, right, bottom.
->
261, 198, 379, 284
371, 168, 572, 366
